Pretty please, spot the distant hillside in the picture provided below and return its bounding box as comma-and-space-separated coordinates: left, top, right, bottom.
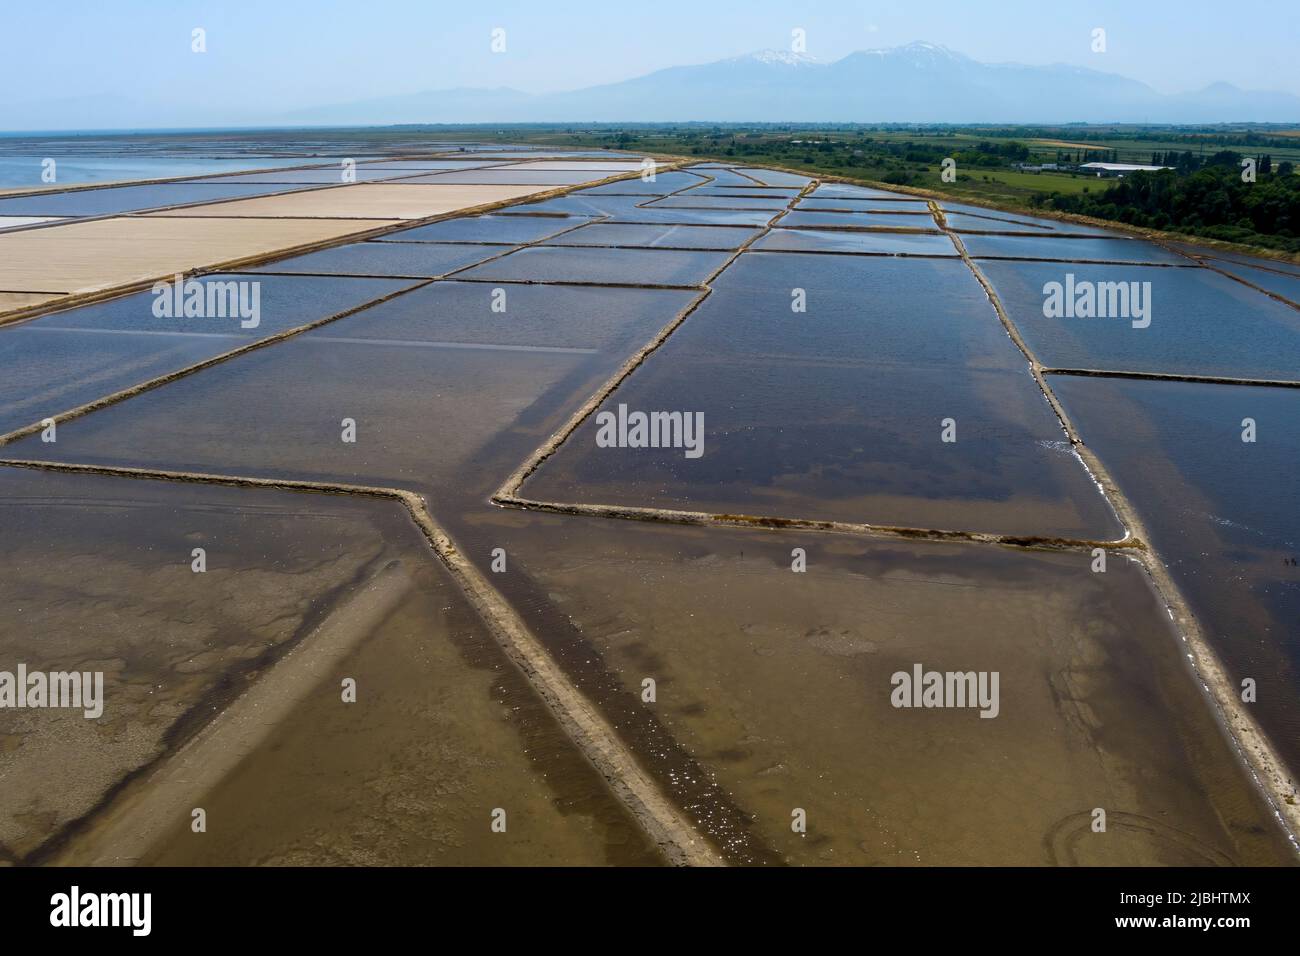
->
280, 42, 1300, 125
7, 43, 1299, 130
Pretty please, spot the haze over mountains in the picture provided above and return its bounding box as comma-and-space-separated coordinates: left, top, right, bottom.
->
8, 42, 1299, 130
281, 43, 1300, 126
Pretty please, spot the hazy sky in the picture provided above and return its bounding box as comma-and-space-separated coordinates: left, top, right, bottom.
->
6, 0, 1298, 115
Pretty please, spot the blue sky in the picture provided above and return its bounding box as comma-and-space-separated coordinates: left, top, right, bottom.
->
5, 0, 1297, 118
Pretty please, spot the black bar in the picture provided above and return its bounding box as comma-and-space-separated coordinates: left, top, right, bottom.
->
0, 866, 1290, 942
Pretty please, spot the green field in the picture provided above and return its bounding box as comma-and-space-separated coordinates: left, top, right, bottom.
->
921, 167, 1103, 200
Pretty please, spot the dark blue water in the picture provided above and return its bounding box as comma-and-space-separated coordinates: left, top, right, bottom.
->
522, 251, 1122, 539
981, 260, 1300, 380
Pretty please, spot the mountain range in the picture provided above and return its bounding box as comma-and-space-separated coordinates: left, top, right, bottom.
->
277, 43, 1300, 126
7, 43, 1299, 130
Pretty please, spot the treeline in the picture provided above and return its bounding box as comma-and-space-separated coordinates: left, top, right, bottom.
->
1038, 151, 1300, 252
951, 141, 1031, 166
968, 126, 1300, 151
683, 135, 1031, 170
1147, 150, 1290, 174
1137, 130, 1300, 150
1055, 148, 1119, 164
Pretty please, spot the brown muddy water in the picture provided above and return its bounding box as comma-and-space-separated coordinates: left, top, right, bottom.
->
450, 506, 1293, 865
0, 467, 659, 866
0, 467, 392, 860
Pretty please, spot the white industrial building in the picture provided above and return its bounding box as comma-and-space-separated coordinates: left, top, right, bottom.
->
1079, 162, 1171, 177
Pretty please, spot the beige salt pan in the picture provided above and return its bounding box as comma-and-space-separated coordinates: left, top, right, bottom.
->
144, 183, 551, 220
0, 216, 398, 295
